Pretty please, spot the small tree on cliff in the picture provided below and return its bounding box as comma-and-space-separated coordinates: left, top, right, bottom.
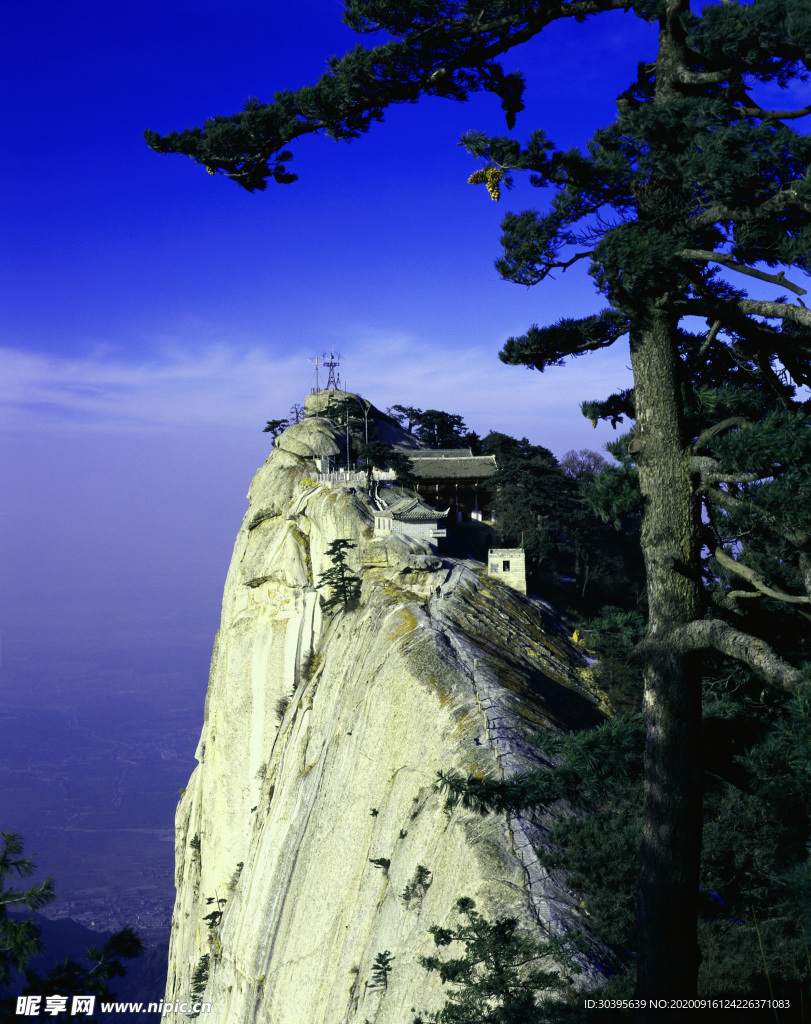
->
359, 441, 416, 492
317, 539, 361, 612
262, 418, 289, 437
145, 0, 811, 997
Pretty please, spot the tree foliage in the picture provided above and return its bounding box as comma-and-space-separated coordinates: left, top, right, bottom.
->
412, 897, 586, 1024
316, 539, 361, 612
359, 441, 415, 490
262, 417, 289, 437
0, 834, 143, 1021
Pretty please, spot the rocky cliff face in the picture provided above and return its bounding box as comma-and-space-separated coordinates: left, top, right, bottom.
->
165, 396, 608, 1022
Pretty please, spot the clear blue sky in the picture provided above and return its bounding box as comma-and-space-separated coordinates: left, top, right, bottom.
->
5, 0, 794, 645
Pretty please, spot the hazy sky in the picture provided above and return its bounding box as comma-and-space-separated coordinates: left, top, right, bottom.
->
2, 0, 798, 646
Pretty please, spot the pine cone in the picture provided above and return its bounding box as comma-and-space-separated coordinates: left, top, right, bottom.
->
485, 166, 502, 201
468, 165, 502, 200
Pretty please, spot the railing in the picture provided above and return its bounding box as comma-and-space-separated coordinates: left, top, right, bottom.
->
314, 468, 397, 484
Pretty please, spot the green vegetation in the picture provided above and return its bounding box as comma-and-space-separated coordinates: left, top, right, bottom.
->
388, 406, 479, 451
316, 539, 361, 613
188, 954, 210, 1017
203, 894, 226, 936
262, 418, 289, 438
358, 441, 415, 490
262, 403, 306, 436
274, 696, 290, 722
300, 650, 321, 683
0, 833, 143, 1020
435, 611, 811, 1007
370, 950, 394, 990
227, 863, 244, 896
401, 865, 432, 910
411, 898, 586, 1024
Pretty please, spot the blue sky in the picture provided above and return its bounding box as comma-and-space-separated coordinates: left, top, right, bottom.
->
3, 1, 804, 647
2, 0, 651, 436
0, 0, 655, 646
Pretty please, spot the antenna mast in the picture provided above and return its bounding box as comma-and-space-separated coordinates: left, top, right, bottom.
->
323, 348, 342, 390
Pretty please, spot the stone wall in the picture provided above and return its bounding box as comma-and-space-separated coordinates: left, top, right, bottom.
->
487, 547, 528, 594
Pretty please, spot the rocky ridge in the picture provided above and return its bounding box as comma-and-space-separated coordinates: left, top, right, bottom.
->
165, 396, 609, 1022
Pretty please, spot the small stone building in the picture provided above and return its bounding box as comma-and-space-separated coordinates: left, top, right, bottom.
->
487, 547, 527, 594
373, 495, 449, 542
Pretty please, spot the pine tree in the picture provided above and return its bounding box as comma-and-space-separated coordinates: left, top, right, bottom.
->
316, 539, 361, 612
145, 0, 811, 996
0, 833, 55, 991
370, 950, 394, 990
359, 441, 415, 491
411, 897, 585, 1024
413, 410, 469, 450
0, 834, 144, 1020
387, 405, 423, 433
262, 418, 289, 437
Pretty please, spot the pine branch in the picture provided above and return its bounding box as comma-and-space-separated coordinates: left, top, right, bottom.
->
675, 65, 733, 86
693, 183, 810, 229
734, 96, 811, 121
691, 417, 752, 453
713, 545, 811, 609
734, 299, 811, 327
689, 455, 764, 487
698, 319, 723, 357
705, 484, 809, 551
679, 249, 808, 297
632, 620, 805, 694
145, 0, 631, 189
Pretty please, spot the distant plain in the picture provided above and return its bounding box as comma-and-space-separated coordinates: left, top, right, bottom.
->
1, 634, 209, 940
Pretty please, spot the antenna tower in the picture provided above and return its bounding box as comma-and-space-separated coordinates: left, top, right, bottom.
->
323, 348, 342, 390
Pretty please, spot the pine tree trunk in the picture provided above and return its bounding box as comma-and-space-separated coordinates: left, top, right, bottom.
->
630, 309, 704, 998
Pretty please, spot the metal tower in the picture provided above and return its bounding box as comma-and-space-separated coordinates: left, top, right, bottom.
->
323, 349, 341, 390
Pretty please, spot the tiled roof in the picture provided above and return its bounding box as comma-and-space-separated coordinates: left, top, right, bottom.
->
409, 455, 498, 480
377, 495, 449, 521
410, 448, 473, 458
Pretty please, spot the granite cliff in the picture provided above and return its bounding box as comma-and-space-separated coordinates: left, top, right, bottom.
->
165, 393, 609, 1022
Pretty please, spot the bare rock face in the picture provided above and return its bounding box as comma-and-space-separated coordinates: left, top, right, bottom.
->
165, 411, 609, 1023
274, 416, 342, 459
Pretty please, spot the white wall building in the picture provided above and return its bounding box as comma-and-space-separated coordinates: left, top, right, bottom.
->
373, 495, 449, 542
487, 548, 527, 594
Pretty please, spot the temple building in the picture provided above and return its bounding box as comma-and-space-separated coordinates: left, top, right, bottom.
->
373, 494, 449, 542
396, 448, 498, 522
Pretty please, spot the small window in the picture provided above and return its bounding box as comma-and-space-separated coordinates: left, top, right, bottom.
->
502, 560, 511, 572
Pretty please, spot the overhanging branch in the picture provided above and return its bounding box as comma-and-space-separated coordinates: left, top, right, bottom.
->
713, 546, 811, 611
691, 417, 751, 453
679, 249, 808, 297
692, 183, 810, 229
633, 621, 804, 694
705, 484, 809, 554
689, 455, 763, 488
675, 66, 732, 86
